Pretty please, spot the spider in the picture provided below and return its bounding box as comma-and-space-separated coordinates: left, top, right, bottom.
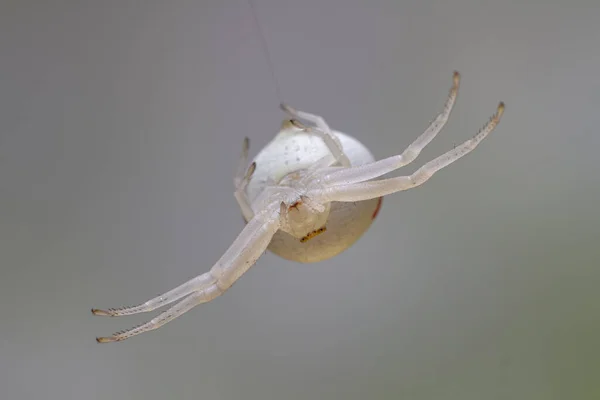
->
92, 71, 504, 342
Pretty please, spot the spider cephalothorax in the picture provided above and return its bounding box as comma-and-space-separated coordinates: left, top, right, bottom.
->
92, 72, 504, 342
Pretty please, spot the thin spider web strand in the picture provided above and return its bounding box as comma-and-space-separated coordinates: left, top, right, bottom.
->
247, 0, 285, 105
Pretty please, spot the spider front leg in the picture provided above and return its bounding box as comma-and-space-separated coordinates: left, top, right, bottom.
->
280, 103, 352, 167
318, 71, 461, 186
313, 102, 505, 203
92, 202, 284, 342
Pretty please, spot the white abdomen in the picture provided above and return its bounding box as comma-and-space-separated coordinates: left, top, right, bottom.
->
246, 130, 381, 263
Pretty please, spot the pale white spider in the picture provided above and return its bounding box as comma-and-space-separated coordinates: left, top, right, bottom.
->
92, 72, 504, 342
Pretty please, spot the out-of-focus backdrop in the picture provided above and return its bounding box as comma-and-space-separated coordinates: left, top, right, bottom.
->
2, 0, 599, 399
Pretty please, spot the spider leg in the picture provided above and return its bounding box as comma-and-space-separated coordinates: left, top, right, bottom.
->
314, 102, 504, 203
233, 137, 255, 221
280, 103, 352, 167
93, 202, 284, 342
234, 137, 250, 189
96, 290, 217, 343
318, 72, 461, 186
91, 272, 215, 317
308, 154, 337, 171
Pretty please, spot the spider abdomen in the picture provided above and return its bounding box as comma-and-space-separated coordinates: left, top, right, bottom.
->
246, 128, 381, 263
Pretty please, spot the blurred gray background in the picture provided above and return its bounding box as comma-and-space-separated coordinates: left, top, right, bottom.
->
2, 0, 599, 399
